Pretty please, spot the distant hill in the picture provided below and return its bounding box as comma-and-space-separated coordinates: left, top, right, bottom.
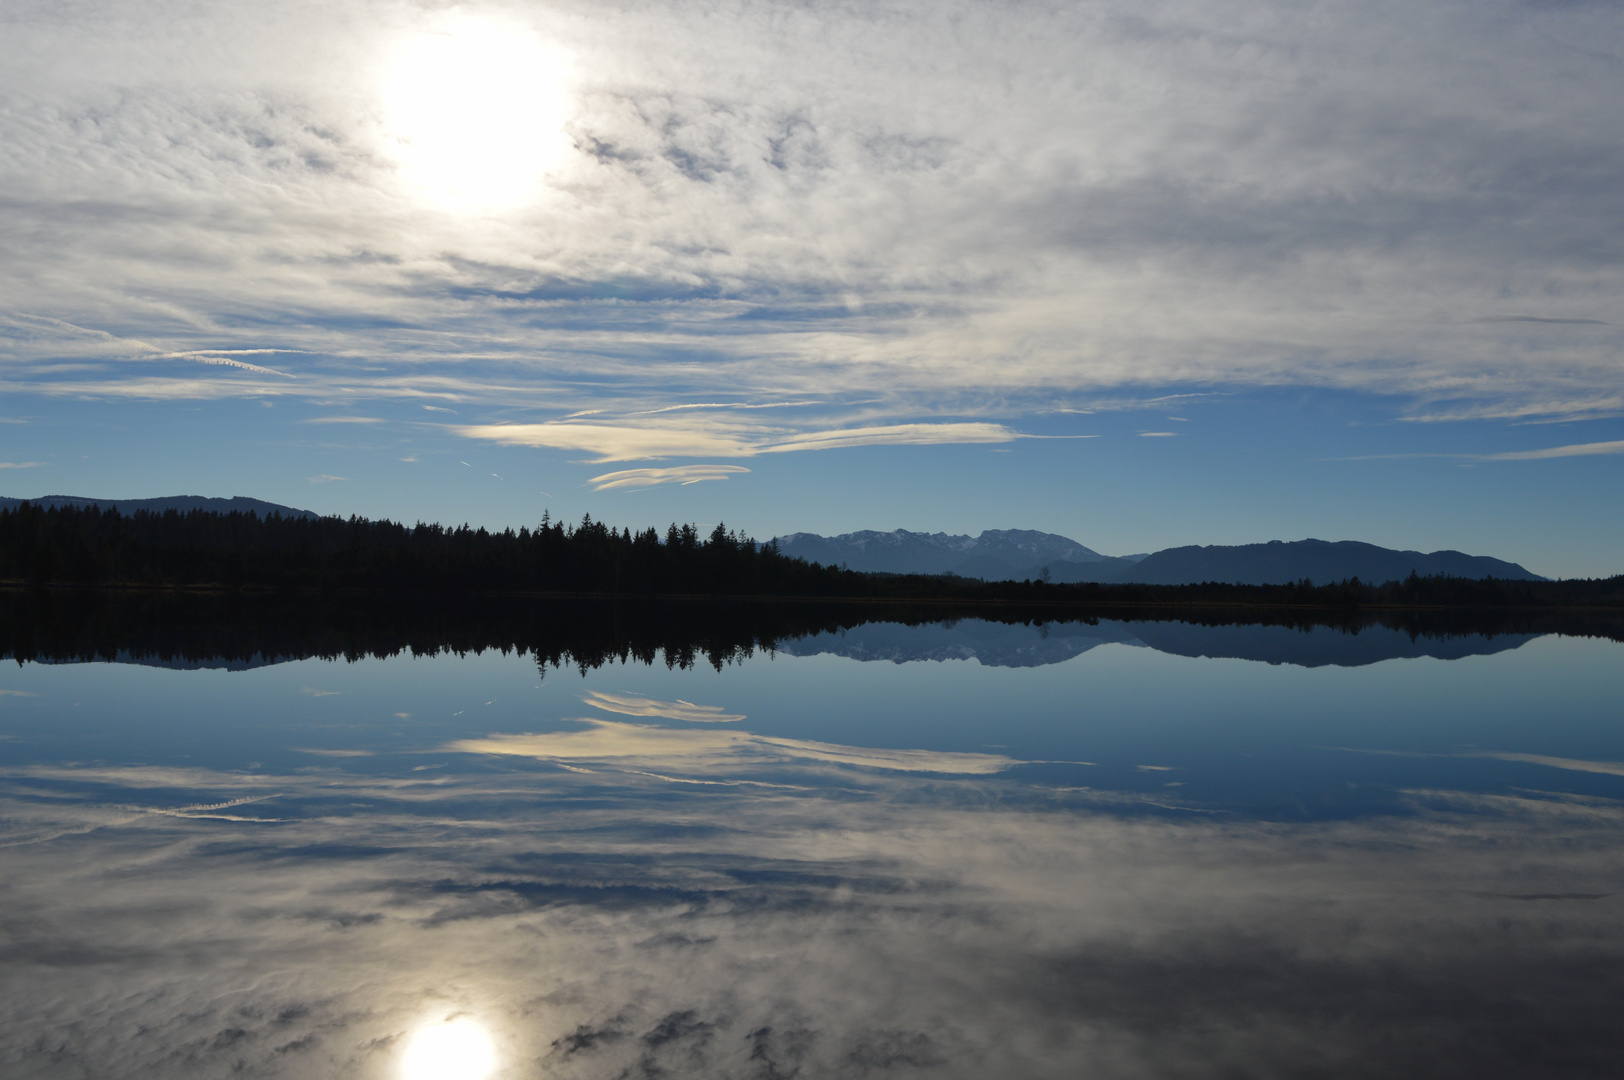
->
771, 528, 1147, 582
773, 530, 1543, 585
1116, 539, 1544, 585
0, 495, 317, 519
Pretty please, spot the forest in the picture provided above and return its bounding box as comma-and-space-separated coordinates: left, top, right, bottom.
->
2, 502, 1621, 612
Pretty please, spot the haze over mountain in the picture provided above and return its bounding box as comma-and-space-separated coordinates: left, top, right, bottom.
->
773, 530, 1545, 585
0, 495, 317, 519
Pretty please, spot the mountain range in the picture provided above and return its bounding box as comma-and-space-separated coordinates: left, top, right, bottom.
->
772, 528, 1150, 582
0, 495, 317, 519
0, 499, 1545, 585
771, 530, 1545, 585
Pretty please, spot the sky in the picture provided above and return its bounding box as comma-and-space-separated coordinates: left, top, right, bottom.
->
1, 0, 1621, 576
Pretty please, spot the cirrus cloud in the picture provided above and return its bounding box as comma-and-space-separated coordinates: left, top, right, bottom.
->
1485, 439, 1624, 462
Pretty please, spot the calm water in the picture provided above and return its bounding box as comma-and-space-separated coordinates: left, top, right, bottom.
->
2, 613, 1622, 1078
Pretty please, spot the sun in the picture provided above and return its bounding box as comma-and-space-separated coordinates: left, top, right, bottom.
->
399, 1015, 498, 1080
383, 18, 572, 211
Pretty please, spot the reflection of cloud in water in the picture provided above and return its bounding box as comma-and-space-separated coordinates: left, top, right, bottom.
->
1, 764, 1622, 1078
584, 690, 746, 723
451, 718, 1017, 775
1476, 751, 1624, 777
1332, 746, 1624, 778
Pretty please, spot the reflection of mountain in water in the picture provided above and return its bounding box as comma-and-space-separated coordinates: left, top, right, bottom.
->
0, 590, 1572, 673
1129, 621, 1537, 667
778, 621, 1137, 667
780, 619, 1538, 669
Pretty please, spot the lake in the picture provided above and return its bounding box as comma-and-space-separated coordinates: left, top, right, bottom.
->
2, 599, 1621, 1078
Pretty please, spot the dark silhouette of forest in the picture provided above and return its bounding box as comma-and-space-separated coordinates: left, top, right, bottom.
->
4, 589, 1620, 678
2, 502, 1621, 612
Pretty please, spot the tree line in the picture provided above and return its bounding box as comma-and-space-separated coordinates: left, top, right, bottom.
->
1, 502, 1620, 611
0, 502, 862, 596
6, 589, 1620, 679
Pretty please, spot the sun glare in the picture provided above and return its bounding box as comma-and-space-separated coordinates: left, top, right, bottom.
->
384, 19, 571, 210
400, 1016, 498, 1080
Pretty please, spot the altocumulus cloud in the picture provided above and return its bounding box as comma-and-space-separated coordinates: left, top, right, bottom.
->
2, 0, 1623, 434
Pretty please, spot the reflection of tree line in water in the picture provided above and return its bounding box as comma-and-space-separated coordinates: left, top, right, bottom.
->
3, 589, 1620, 675
3, 504, 1623, 610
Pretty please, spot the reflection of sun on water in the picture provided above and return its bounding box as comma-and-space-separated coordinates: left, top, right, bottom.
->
384, 18, 571, 211
400, 1016, 498, 1080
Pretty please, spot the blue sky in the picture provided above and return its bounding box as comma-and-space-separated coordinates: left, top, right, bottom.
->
2, 0, 1621, 576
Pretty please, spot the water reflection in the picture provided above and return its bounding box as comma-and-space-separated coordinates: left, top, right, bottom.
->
779, 618, 1542, 668
400, 1017, 497, 1080
4, 588, 1607, 673
3, 758, 1621, 1078
452, 717, 1018, 774
584, 691, 748, 723
3, 597, 1624, 1077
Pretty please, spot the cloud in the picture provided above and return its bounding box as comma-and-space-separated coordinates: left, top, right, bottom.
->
159, 352, 297, 378
1473, 751, 1624, 777
450, 717, 1017, 774
1483, 440, 1624, 462
1138, 432, 1178, 438
303, 416, 384, 425
1476, 317, 1609, 326
628, 401, 822, 415
459, 421, 1025, 463
588, 464, 750, 490
306, 474, 346, 483
759, 423, 1024, 455
3, 757, 1624, 1079
4, 0, 1624, 426
0, 461, 45, 469
583, 691, 745, 723
1335, 438, 1624, 464
456, 423, 752, 461
1400, 396, 1624, 423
